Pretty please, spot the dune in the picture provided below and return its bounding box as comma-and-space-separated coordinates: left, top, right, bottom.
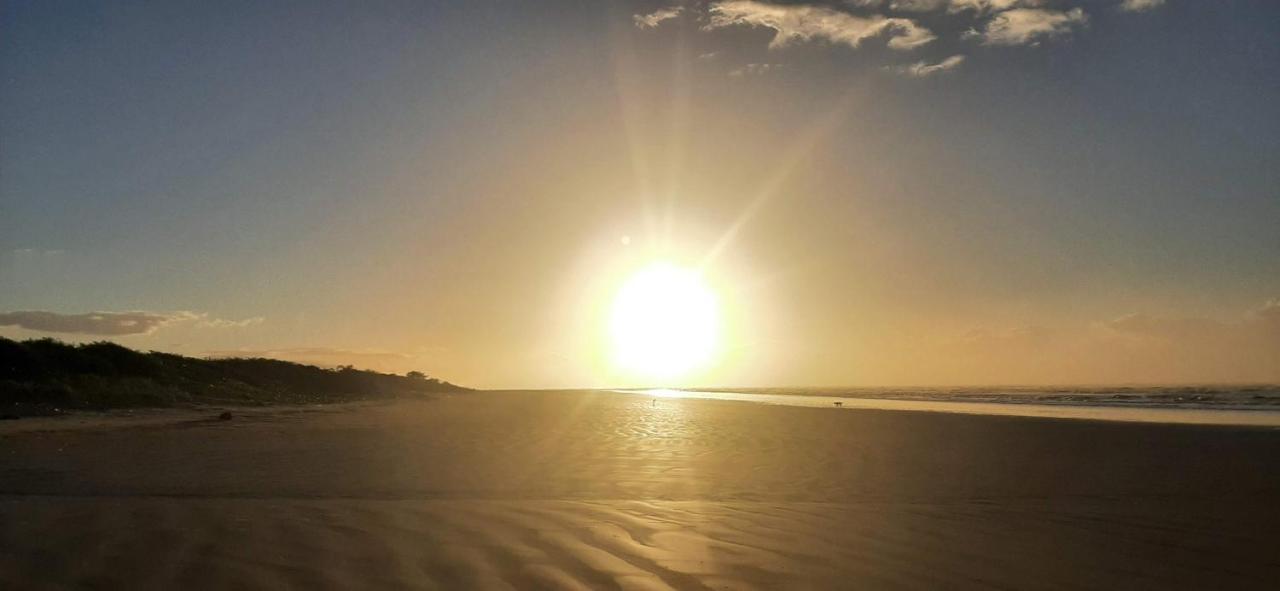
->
2, 390, 1278, 589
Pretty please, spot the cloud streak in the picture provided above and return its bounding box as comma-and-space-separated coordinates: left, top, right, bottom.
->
947, 0, 1044, 14
888, 0, 947, 12
192, 314, 265, 329
729, 62, 784, 77
1103, 301, 1280, 345
893, 54, 965, 77
974, 7, 1088, 46
1118, 0, 1164, 13
634, 6, 683, 29
867, 299, 1280, 385
707, 1, 936, 51
205, 347, 416, 371
0, 310, 261, 336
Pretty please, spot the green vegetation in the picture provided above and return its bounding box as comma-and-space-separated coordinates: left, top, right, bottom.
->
0, 337, 467, 414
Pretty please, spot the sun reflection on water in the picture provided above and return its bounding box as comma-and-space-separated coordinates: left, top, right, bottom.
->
643, 388, 688, 399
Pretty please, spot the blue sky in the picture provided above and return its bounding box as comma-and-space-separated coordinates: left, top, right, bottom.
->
2, 0, 1277, 387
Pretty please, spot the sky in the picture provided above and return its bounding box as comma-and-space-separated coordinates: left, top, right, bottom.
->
2, 0, 1278, 388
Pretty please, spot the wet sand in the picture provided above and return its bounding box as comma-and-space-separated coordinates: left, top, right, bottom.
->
2, 390, 1278, 589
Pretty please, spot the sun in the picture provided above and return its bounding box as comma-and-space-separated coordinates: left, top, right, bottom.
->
609, 262, 721, 382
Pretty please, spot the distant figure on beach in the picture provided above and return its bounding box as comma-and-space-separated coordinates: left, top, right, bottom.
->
833, 401, 843, 407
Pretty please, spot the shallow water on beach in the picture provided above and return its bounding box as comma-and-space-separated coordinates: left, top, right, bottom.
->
619, 385, 1280, 426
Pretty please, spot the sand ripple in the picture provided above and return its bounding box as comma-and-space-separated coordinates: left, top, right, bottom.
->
3, 497, 1277, 590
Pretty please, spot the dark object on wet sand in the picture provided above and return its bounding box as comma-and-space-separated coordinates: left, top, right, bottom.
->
833, 401, 843, 407
218, 411, 233, 421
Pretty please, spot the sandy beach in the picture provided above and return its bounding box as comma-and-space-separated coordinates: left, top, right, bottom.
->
3, 390, 1278, 589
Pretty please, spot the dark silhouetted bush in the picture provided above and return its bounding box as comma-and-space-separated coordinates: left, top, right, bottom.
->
0, 337, 467, 412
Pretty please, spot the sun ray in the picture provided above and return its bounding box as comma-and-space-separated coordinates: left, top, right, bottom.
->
701, 84, 869, 270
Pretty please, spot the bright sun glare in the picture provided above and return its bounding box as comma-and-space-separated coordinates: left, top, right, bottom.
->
609, 262, 720, 382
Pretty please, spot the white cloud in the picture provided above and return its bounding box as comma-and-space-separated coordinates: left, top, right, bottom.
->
708, 1, 936, 51
893, 54, 966, 77
0, 310, 262, 336
729, 63, 784, 77
947, 0, 1044, 14
634, 6, 683, 29
1118, 0, 1164, 13
977, 7, 1087, 46
633, 1, 1159, 77
888, 0, 947, 12
874, 0, 1047, 13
